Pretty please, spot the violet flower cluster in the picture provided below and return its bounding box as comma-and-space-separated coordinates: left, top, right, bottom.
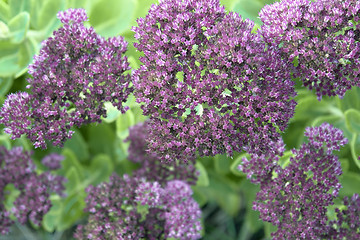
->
74, 175, 201, 240
125, 121, 198, 185
326, 193, 360, 239
0, 147, 65, 235
0, 8, 132, 149
240, 123, 348, 239
75, 122, 201, 239
260, 0, 360, 99
132, 0, 296, 162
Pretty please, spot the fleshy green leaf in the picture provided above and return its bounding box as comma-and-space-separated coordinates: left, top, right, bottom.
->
89, 0, 136, 37
57, 192, 85, 231
63, 131, 89, 163
42, 195, 63, 232
345, 109, 360, 134
65, 166, 81, 194
37, 0, 64, 32
0, 1, 10, 22
195, 161, 209, 187
0, 52, 19, 77
88, 154, 114, 185
230, 153, 249, 177
0, 76, 13, 96
349, 133, 360, 170
60, 148, 85, 179
233, 0, 264, 25
8, 11, 30, 43
116, 109, 135, 139
9, 0, 31, 17
214, 154, 231, 174
339, 172, 360, 198
87, 123, 115, 158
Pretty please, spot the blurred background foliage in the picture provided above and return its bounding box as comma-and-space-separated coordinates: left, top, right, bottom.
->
0, 0, 359, 239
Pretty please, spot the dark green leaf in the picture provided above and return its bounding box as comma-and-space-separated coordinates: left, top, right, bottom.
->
87, 123, 115, 158
339, 172, 360, 198
88, 154, 114, 185
60, 148, 85, 179
230, 153, 249, 177
63, 131, 89, 163
214, 154, 231, 174
0, 77, 13, 96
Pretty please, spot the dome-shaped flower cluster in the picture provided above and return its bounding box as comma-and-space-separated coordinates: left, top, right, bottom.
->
260, 0, 360, 99
0, 8, 132, 149
0, 147, 65, 234
74, 174, 201, 240
132, 0, 296, 162
253, 123, 347, 239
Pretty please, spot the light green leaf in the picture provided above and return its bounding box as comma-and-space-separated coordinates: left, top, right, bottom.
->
8, 11, 30, 43
116, 108, 135, 139
89, 0, 136, 37
349, 133, 360, 170
103, 102, 122, 123
336, 87, 360, 112
0, 21, 10, 38
37, 0, 64, 32
220, 0, 240, 11
233, 0, 264, 25
195, 161, 209, 187
88, 154, 114, 185
57, 192, 85, 231
65, 166, 81, 194
42, 195, 63, 232
230, 152, 249, 177
0, 52, 19, 77
61, 148, 85, 179
0, 77, 13, 96
9, 0, 31, 17
15, 36, 37, 78
0, 1, 10, 22
345, 109, 360, 134
63, 131, 89, 163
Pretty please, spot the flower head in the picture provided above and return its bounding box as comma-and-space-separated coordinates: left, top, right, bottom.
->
253, 123, 347, 239
133, 0, 296, 161
0, 147, 65, 234
260, 0, 360, 99
0, 8, 132, 148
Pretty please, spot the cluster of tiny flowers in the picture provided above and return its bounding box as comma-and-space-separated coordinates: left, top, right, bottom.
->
326, 193, 360, 239
125, 121, 198, 185
238, 139, 285, 184
260, 0, 360, 99
252, 123, 346, 239
0, 147, 66, 235
74, 174, 201, 240
41, 153, 64, 170
132, 0, 296, 162
0, 8, 132, 149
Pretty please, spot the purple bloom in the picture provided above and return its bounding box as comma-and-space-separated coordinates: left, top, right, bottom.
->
260, 0, 360, 99
252, 123, 347, 239
125, 121, 198, 185
41, 153, 64, 170
132, 0, 296, 162
0, 8, 132, 149
75, 174, 202, 240
0, 147, 66, 234
326, 193, 360, 239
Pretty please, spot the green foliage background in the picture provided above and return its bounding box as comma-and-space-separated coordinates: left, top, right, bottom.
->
0, 0, 359, 239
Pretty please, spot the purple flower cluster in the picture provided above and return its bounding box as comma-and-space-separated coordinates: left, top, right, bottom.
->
0, 147, 65, 235
74, 174, 201, 240
260, 0, 360, 99
0, 8, 132, 149
125, 121, 198, 185
326, 193, 360, 239
249, 123, 347, 239
41, 153, 64, 170
132, 0, 296, 162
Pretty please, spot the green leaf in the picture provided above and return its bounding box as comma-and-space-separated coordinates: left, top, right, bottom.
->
349, 133, 360, 170
0, 134, 11, 149
42, 195, 63, 232
278, 150, 295, 168
336, 87, 360, 112
116, 108, 135, 139
8, 11, 30, 43
191, 187, 208, 207
37, 0, 64, 32
0, 20, 10, 38
103, 102, 122, 123
57, 192, 85, 231
0, 1, 11, 22
233, 0, 264, 25
3, 183, 21, 212
88, 154, 114, 185
214, 153, 231, 174
339, 172, 360, 198
0, 76, 13, 96
0, 52, 19, 77
9, 0, 31, 17
230, 153, 249, 177
345, 109, 360, 134
65, 166, 81, 194
195, 161, 209, 187
89, 0, 136, 37
291, 95, 335, 122
61, 148, 85, 179
87, 123, 115, 158
63, 131, 89, 163
220, 0, 240, 11
16, 36, 37, 77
